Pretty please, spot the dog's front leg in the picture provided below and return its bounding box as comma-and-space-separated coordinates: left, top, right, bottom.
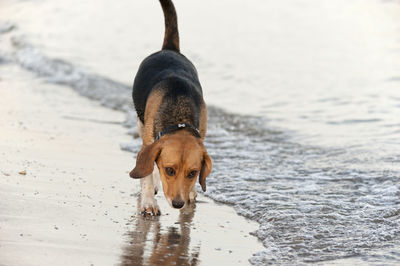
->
140, 173, 161, 215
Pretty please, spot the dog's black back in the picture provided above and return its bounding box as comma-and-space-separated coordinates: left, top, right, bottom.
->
132, 50, 203, 123
132, 0, 204, 135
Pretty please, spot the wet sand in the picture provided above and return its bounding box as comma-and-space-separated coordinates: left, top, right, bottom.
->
0, 64, 263, 265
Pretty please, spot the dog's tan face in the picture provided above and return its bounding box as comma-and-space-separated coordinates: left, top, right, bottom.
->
130, 131, 212, 209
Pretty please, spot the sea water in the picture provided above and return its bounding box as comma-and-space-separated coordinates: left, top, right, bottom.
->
1, 0, 399, 264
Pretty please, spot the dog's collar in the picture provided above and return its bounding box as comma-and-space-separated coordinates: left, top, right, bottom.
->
155, 123, 201, 141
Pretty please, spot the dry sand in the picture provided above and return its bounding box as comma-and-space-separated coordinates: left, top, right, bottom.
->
0, 64, 263, 265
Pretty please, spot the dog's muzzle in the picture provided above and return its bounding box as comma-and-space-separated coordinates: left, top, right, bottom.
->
172, 198, 185, 209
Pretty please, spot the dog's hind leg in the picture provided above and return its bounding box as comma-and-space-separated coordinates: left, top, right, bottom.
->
140, 174, 161, 215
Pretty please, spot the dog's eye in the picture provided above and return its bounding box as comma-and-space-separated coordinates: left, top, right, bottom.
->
187, 170, 197, 179
165, 167, 176, 176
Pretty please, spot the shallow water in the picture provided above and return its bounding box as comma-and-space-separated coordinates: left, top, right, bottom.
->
1, 0, 400, 264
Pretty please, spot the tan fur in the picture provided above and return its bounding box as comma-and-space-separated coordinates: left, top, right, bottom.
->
131, 127, 212, 212
143, 90, 165, 145
155, 131, 209, 205
199, 104, 208, 139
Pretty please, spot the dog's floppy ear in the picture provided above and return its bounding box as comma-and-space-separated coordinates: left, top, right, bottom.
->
199, 152, 212, 192
129, 141, 163, 179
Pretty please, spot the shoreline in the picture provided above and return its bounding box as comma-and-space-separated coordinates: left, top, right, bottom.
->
0, 63, 263, 265
2, 0, 399, 262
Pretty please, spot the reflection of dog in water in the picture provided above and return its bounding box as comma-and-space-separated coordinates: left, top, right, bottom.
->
121, 198, 200, 266
129, 0, 212, 215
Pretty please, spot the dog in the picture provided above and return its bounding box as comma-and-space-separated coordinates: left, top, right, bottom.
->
129, 0, 212, 215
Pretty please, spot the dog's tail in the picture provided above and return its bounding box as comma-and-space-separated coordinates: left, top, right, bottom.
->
159, 0, 180, 52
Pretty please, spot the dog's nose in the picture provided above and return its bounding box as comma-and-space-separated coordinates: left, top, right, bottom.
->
172, 199, 185, 209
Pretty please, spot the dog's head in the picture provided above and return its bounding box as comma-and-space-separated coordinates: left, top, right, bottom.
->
129, 131, 212, 209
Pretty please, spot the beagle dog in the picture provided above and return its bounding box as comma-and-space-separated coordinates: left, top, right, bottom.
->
130, 0, 212, 215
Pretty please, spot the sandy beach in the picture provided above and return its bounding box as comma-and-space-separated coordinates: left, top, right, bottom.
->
0, 63, 263, 265
1, 0, 400, 264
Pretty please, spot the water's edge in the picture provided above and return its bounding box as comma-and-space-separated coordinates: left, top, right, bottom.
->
2, 29, 400, 265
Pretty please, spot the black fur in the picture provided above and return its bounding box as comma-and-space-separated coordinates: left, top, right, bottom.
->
159, 0, 180, 51
132, 0, 204, 139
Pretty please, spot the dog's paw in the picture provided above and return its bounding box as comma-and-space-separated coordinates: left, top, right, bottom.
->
140, 196, 161, 216
189, 190, 197, 204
